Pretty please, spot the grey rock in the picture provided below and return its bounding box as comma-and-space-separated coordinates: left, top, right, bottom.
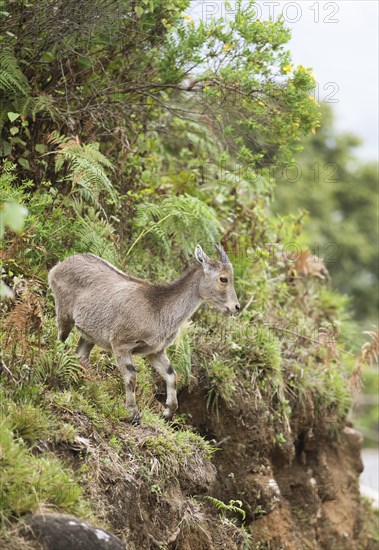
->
20, 514, 125, 550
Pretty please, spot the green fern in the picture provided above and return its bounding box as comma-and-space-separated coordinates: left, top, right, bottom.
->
0, 48, 29, 94
71, 205, 119, 265
205, 496, 246, 521
169, 327, 192, 390
48, 132, 117, 208
35, 343, 83, 386
0, 48, 30, 131
127, 194, 221, 257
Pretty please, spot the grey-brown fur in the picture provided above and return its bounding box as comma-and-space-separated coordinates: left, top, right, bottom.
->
48, 245, 239, 423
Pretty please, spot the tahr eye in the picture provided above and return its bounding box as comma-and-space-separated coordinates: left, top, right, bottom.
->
220, 277, 228, 284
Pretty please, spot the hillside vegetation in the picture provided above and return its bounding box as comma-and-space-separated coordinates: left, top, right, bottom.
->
0, 1, 378, 549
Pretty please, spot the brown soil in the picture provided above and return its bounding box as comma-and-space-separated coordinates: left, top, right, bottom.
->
177, 381, 376, 550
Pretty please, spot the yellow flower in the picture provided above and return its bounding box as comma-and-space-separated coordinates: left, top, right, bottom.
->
282, 64, 292, 74
309, 96, 316, 102
182, 14, 192, 21
223, 43, 234, 52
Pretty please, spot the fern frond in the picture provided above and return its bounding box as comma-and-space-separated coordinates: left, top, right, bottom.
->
48, 133, 117, 207
127, 194, 221, 257
35, 344, 83, 386
0, 48, 30, 95
46, 131, 70, 147
4, 281, 43, 351
72, 209, 119, 265
205, 496, 246, 521
0, 48, 31, 131
169, 117, 222, 159
169, 327, 193, 389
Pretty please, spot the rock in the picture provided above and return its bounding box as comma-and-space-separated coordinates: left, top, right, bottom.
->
19, 514, 125, 550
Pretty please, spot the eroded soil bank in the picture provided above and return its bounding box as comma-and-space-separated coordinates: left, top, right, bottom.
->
8, 374, 376, 550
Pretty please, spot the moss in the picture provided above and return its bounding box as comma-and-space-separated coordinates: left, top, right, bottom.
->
141, 411, 215, 465
0, 423, 90, 528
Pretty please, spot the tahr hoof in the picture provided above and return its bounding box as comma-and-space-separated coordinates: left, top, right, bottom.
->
79, 358, 91, 369
129, 410, 141, 425
162, 408, 175, 421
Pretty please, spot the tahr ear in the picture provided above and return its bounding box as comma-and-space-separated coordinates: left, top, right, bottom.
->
195, 244, 211, 270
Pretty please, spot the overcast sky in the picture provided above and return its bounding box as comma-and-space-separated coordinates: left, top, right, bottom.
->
189, 1, 378, 161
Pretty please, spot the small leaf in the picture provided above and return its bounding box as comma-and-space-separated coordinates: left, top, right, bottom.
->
77, 56, 92, 69
10, 137, 26, 146
7, 112, 20, 122
18, 157, 30, 170
35, 143, 46, 154
41, 51, 55, 62
9, 126, 19, 135
0, 142, 11, 157
134, 5, 144, 17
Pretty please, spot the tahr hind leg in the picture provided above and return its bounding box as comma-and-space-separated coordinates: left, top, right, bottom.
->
76, 337, 94, 367
56, 308, 74, 342
112, 343, 140, 424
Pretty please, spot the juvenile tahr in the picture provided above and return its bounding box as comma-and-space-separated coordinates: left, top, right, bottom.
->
48, 244, 240, 424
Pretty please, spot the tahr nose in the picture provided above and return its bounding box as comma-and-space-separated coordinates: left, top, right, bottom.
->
235, 304, 240, 315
